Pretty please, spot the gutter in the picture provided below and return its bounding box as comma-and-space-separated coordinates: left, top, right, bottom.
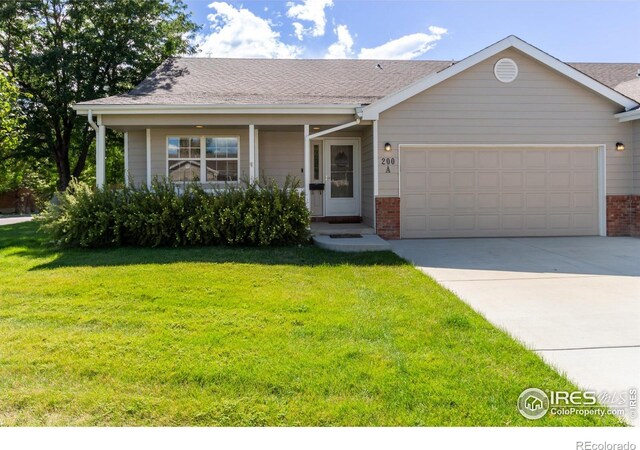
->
72, 103, 361, 116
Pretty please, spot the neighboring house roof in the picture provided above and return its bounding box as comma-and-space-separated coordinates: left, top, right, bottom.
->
75, 36, 640, 114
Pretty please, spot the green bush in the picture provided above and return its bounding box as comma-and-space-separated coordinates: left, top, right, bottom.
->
37, 178, 310, 248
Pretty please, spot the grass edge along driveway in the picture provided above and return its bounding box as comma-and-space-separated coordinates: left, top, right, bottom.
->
0, 222, 623, 426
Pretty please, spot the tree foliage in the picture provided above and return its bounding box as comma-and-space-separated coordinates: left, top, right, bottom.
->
0, 0, 198, 190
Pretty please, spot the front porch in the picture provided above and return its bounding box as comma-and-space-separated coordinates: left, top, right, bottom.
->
310, 221, 390, 252
92, 118, 376, 228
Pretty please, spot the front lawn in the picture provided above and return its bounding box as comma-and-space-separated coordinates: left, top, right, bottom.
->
0, 222, 621, 426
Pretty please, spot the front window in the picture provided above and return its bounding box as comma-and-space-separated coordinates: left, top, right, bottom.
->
168, 136, 239, 183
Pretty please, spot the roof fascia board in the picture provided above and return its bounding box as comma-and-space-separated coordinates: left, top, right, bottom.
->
614, 109, 640, 122
73, 104, 359, 116
361, 36, 638, 120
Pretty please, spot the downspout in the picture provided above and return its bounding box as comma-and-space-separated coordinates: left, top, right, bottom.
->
88, 110, 105, 188
87, 110, 99, 132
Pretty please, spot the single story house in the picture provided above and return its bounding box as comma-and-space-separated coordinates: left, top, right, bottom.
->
74, 36, 640, 239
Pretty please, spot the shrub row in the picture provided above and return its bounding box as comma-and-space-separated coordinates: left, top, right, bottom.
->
37, 178, 310, 247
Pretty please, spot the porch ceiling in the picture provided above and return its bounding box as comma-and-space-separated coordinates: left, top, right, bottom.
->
106, 122, 372, 133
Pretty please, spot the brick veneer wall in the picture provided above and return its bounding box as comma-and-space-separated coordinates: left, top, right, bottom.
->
631, 196, 640, 237
606, 195, 640, 237
375, 197, 400, 240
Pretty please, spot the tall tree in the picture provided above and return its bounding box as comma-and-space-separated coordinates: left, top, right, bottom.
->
0, 0, 198, 190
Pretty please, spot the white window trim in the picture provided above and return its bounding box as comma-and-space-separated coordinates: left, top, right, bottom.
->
166, 134, 241, 184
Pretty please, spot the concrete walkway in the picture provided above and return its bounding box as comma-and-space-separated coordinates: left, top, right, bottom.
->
0, 215, 33, 226
391, 237, 640, 425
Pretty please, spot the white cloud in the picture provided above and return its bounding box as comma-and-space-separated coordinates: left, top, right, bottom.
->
325, 24, 354, 59
286, 0, 333, 40
358, 25, 448, 60
195, 2, 301, 58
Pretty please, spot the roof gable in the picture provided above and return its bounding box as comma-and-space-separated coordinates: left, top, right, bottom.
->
361, 36, 638, 120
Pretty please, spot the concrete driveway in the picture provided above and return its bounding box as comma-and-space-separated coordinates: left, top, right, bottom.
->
0, 215, 33, 226
391, 237, 640, 425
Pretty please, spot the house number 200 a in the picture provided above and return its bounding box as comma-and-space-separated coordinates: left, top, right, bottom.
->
381, 157, 396, 173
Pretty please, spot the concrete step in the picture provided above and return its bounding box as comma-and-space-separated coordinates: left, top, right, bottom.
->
310, 222, 376, 236
313, 234, 391, 253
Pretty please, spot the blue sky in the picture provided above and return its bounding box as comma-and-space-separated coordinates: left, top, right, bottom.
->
186, 1, 640, 62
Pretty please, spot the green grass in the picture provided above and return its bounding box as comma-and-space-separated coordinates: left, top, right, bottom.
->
0, 222, 621, 426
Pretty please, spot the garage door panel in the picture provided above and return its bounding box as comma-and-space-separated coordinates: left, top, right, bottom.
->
404, 172, 427, 190
574, 192, 595, 209
429, 215, 451, 231
502, 172, 523, 188
477, 151, 499, 168
525, 214, 547, 229
525, 172, 546, 188
573, 172, 595, 188
525, 151, 547, 168
428, 151, 451, 168
549, 151, 571, 167
477, 193, 499, 209
453, 151, 476, 168
549, 214, 571, 229
572, 151, 596, 168
574, 213, 595, 229
550, 193, 571, 209
429, 193, 451, 209
404, 215, 427, 232
405, 193, 427, 210
501, 151, 524, 168
502, 193, 523, 209
400, 146, 599, 238
525, 193, 547, 209
478, 172, 500, 188
404, 151, 427, 168
453, 215, 475, 230
452, 172, 475, 189
550, 172, 571, 188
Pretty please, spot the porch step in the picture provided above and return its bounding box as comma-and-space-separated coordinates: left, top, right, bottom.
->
313, 234, 391, 253
310, 222, 376, 236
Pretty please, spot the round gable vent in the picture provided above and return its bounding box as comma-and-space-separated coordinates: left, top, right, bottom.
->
494, 58, 518, 83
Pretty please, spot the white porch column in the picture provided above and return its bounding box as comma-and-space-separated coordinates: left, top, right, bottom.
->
123, 132, 129, 187
372, 120, 379, 225
249, 124, 255, 183
96, 115, 106, 189
146, 128, 151, 188
303, 124, 311, 208
254, 128, 260, 181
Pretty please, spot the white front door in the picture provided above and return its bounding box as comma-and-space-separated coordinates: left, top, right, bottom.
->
323, 139, 360, 216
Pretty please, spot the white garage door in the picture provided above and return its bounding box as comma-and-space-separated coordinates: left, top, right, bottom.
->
400, 146, 601, 238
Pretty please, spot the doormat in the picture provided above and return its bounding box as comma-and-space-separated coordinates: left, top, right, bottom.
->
329, 234, 363, 239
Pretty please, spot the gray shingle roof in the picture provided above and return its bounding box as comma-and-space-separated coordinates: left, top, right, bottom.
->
78, 57, 640, 107
80, 58, 452, 106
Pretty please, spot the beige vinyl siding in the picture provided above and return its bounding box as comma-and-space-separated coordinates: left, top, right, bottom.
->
378, 48, 634, 197
126, 130, 147, 186
360, 126, 374, 226
258, 131, 304, 185
634, 121, 640, 195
